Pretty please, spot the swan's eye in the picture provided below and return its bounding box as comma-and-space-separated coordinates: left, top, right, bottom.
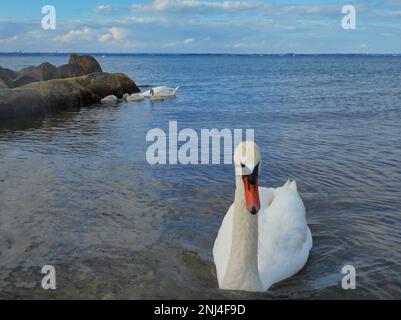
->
240, 163, 246, 168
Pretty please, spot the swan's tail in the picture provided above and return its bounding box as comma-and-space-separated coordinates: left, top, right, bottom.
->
174, 86, 180, 92
289, 180, 298, 192
284, 179, 298, 192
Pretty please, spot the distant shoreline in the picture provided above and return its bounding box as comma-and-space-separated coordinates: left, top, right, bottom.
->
0, 52, 401, 57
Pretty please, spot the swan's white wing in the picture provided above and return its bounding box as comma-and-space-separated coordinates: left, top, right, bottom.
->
158, 87, 177, 96
213, 184, 312, 291
213, 203, 234, 287
140, 87, 165, 97
259, 187, 275, 208
258, 185, 312, 291
141, 90, 151, 97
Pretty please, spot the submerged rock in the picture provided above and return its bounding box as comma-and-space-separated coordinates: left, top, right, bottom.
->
0, 79, 97, 119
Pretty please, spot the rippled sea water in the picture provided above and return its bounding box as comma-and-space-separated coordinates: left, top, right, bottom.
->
0, 55, 400, 299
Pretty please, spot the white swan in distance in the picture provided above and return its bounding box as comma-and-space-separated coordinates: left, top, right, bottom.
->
213, 141, 312, 292
141, 86, 179, 98
101, 95, 118, 104
126, 94, 145, 102
150, 95, 165, 102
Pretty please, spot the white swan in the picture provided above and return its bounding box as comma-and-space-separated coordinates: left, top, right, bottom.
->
101, 95, 118, 104
142, 86, 179, 98
213, 141, 312, 292
126, 94, 145, 102
150, 96, 165, 102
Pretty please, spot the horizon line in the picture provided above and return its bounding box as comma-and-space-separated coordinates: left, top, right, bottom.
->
1, 52, 401, 56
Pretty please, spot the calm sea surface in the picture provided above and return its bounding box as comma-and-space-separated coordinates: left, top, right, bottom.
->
0, 55, 400, 299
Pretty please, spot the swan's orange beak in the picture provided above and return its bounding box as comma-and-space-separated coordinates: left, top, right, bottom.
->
242, 165, 260, 215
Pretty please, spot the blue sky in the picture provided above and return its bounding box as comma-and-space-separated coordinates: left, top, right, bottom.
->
0, 0, 401, 53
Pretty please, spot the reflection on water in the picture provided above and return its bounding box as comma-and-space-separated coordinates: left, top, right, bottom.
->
0, 55, 401, 299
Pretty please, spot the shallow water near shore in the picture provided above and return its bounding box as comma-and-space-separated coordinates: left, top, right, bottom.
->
0, 54, 400, 299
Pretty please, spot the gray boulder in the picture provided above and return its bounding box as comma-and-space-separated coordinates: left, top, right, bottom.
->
0, 72, 140, 120
13, 66, 42, 87
0, 66, 17, 87
0, 79, 8, 89
0, 80, 98, 120
13, 62, 60, 87
75, 72, 140, 98
58, 63, 86, 78
3, 55, 105, 88
69, 54, 103, 74
37, 62, 60, 81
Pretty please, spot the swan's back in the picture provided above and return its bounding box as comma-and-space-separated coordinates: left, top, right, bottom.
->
142, 86, 179, 97
258, 185, 312, 290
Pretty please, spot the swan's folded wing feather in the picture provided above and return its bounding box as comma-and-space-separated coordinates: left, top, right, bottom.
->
259, 187, 275, 208
258, 188, 312, 290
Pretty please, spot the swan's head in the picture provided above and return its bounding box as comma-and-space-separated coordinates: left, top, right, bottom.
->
234, 141, 261, 215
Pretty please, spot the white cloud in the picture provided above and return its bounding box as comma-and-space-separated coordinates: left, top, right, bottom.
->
132, 0, 259, 13
110, 27, 126, 40
183, 38, 195, 44
98, 27, 127, 43
98, 34, 113, 43
123, 17, 169, 24
95, 5, 114, 14
1, 1, 401, 54
228, 43, 243, 48
57, 27, 93, 43
162, 41, 179, 48
0, 35, 20, 44
162, 38, 196, 47
372, 10, 401, 17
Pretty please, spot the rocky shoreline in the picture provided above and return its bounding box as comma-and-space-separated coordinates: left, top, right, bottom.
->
0, 54, 140, 120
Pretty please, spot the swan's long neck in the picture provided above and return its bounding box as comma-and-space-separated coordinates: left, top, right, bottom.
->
221, 176, 263, 292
